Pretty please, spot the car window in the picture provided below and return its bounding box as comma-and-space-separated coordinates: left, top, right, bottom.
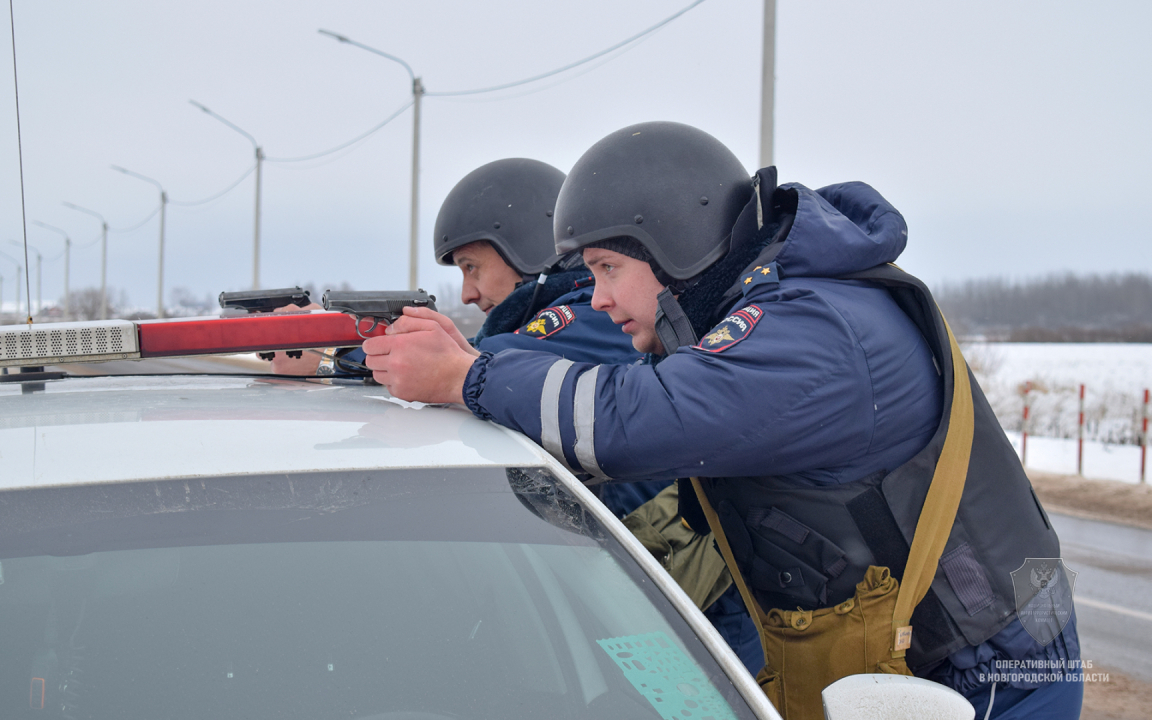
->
0, 467, 755, 720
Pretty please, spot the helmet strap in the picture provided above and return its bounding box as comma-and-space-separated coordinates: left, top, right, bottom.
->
518, 270, 551, 327
654, 287, 698, 355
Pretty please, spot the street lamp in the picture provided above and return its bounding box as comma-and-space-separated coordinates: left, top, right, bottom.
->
62, 202, 109, 319
319, 29, 423, 291
111, 166, 168, 318
32, 221, 71, 318
0, 249, 23, 317
189, 100, 264, 290
7, 239, 40, 313
760, 0, 776, 168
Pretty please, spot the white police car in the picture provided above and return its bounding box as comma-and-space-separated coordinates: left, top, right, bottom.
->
0, 313, 781, 720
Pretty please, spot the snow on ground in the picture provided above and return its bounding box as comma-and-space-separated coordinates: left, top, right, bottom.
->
1005, 431, 1147, 484
966, 342, 1152, 444
964, 342, 1152, 483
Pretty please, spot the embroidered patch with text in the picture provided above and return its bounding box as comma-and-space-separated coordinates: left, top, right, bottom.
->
515, 305, 575, 339
692, 305, 763, 353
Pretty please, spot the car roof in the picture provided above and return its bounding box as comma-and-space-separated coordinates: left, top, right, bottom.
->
0, 374, 549, 491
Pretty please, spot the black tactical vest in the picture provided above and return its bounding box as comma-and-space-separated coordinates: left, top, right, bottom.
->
683, 264, 1061, 670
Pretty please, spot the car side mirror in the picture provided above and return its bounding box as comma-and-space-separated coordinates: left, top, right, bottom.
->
822, 674, 975, 720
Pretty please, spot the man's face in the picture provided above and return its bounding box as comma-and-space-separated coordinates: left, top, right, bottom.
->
453, 241, 523, 313
583, 247, 667, 355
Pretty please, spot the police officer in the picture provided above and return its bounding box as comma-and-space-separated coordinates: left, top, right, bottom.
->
361, 122, 1081, 719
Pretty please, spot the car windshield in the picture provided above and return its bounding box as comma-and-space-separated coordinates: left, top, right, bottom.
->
0, 467, 754, 720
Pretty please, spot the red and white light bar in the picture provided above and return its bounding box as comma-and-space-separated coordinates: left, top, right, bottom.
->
0, 311, 384, 368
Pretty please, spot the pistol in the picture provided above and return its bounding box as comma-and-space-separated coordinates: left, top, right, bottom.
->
218, 286, 313, 360
219, 286, 313, 314
322, 289, 437, 338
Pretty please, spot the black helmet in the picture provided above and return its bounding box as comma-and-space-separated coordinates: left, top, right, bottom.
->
433, 158, 566, 276
553, 121, 752, 283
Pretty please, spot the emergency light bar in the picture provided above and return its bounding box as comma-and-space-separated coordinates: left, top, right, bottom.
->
0, 311, 384, 369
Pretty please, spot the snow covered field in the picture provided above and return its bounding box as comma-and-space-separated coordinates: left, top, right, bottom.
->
965, 343, 1151, 483
1004, 432, 1145, 484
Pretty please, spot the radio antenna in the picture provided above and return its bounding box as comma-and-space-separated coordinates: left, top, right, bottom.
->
8, 0, 32, 324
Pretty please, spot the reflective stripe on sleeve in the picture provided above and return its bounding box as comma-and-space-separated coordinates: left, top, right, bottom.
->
540, 358, 575, 469
573, 365, 607, 479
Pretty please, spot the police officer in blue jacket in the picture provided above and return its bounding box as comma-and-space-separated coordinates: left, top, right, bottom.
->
362, 122, 1082, 719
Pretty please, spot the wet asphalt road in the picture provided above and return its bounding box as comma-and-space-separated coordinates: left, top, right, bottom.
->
1051, 512, 1152, 682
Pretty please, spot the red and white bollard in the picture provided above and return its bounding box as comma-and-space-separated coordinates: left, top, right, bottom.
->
1077, 384, 1085, 476
1141, 388, 1148, 484
1022, 381, 1032, 466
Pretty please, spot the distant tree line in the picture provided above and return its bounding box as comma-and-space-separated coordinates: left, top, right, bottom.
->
935, 273, 1152, 342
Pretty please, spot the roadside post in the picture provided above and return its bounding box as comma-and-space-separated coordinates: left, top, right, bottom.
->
1021, 381, 1032, 466
1077, 384, 1085, 475
1141, 388, 1148, 484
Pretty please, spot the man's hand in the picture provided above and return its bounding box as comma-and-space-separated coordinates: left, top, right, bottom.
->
363, 306, 478, 404
269, 302, 324, 375
401, 306, 480, 356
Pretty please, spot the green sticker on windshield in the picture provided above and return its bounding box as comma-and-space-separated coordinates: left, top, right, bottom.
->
597, 631, 738, 720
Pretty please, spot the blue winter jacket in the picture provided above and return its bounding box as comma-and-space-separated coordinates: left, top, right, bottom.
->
463, 181, 940, 486
337, 271, 640, 373
461, 178, 1079, 700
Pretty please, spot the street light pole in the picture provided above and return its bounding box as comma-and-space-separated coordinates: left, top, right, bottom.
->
63, 202, 110, 319
759, 0, 776, 168
111, 166, 168, 318
409, 77, 423, 291
5, 239, 39, 314
32, 221, 71, 317
189, 100, 264, 290
319, 30, 422, 291
158, 193, 166, 317
0, 250, 23, 317
254, 146, 263, 290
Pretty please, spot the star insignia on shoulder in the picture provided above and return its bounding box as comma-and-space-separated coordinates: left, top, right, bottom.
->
739, 262, 780, 297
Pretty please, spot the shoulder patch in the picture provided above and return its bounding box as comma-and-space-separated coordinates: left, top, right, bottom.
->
739, 261, 780, 296
692, 305, 763, 353
515, 305, 576, 339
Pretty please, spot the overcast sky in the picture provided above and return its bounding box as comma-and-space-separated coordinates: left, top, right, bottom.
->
1, 0, 1148, 311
